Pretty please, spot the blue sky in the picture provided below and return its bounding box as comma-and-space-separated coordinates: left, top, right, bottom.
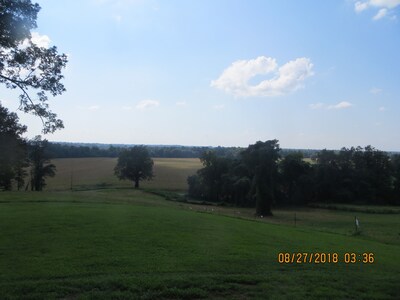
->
1, 0, 400, 150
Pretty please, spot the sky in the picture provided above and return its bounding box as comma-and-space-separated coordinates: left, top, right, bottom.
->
1, 0, 400, 150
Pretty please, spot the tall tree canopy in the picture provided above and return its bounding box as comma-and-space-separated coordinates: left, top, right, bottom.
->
0, 0, 67, 133
29, 135, 56, 191
241, 140, 281, 216
0, 104, 28, 190
114, 146, 154, 189
188, 141, 399, 213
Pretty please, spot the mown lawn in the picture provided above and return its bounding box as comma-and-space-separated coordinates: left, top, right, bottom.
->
0, 190, 399, 299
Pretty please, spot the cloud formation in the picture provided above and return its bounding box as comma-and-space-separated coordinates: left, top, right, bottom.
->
309, 103, 325, 110
354, 0, 400, 20
370, 87, 382, 94
211, 56, 313, 97
31, 32, 51, 48
175, 101, 187, 106
309, 101, 353, 110
136, 99, 159, 110
328, 101, 353, 109
213, 104, 225, 110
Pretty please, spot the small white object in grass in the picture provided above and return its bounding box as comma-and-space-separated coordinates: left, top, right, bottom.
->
261, 215, 263, 218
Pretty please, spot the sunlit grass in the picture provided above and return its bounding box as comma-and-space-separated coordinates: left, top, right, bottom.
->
0, 190, 399, 299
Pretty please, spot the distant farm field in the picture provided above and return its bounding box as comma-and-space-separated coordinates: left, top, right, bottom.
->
46, 157, 202, 191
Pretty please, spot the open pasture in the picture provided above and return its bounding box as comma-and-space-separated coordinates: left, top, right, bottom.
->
46, 157, 202, 191
0, 189, 399, 299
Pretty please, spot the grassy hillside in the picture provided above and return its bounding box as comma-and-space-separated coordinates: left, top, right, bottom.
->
46, 157, 202, 191
1, 158, 399, 298
0, 190, 399, 299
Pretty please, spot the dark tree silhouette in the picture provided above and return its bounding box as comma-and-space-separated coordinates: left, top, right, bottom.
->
280, 152, 312, 205
241, 140, 281, 216
197, 151, 230, 202
0, 0, 67, 133
114, 146, 154, 189
0, 104, 28, 191
29, 136, 56, 191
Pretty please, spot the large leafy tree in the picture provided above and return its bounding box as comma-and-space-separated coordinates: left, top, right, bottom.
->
391, 154, 400, 204
352, 146, 392, 204
197, 151, 230, 202
29, 135, 56, 191
280, 152, 312, 205
0, 0, 67, 133
114, 146, 154, 189
0, 104, 28, 190
241, 140, 281, 216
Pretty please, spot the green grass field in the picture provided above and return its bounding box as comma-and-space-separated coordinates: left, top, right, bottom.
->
0, 158, 399, 299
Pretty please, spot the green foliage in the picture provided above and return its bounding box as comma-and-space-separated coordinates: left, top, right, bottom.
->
45, 142, 243, 159
314, 146, 394, 204
189, 141, 400, 215
189, 140, 281, 215
114, 146, 154, 188
0, 104, 28, 190
279, 152, 313, 205
0, 0, 67, 133
197, 151, 231, 202
241, 140, 281, 216
29, 136, 56, 191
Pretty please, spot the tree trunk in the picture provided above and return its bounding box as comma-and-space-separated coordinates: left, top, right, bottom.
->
255, 184, 273, 216
134, 179, 139, 189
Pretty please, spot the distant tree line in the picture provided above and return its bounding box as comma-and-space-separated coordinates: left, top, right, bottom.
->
45, 143, 244, 159
45, 142, 330, 159
188, 140, 400, 215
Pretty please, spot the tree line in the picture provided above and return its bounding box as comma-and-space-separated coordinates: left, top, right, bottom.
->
188, 140, 400, 215
45, 142, 327, 159
45, 143, 243, 159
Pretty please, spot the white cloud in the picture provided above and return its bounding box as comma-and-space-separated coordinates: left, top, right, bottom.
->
136, 99, 159, 110
370, 87, 382, 94
328, 101, 353, 110
379, 106, 386, 111
355, 1, 369, 12
30, 32, 51, 48
309, 102, 325, 110
211, 56, 313, 97
370, 0, 400, 9
309, 101, 353, 110
0, 99, 10, 106
88, 105, 100, 111
113, 14, 123, 22
373, 8, 388, 19
354, 0, 400, 20
76, 105, 100, 111
213, 104, 225, 110
176, 101, 187, 106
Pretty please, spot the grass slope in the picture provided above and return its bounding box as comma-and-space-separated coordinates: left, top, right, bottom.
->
0, 190, 399, 299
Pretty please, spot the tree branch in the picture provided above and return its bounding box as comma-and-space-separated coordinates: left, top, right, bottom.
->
0, 73, 45, 126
